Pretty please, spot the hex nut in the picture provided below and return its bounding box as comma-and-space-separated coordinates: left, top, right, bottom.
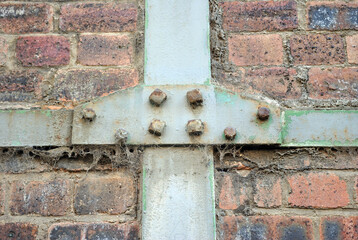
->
148, 119, 166, 136
224, 127, 236, 140
149, 89, 167, 106
257, 107, 270, 120
115, 128, 128, 144
186, 89, 203, 108
82, 108, 96, 121
186, 119, 204, 136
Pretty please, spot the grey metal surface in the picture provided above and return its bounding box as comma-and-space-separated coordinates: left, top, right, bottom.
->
142, 147, 215, 240
282, 110, 358, 147
72, 85, 282, 145
0, 109, 72, 146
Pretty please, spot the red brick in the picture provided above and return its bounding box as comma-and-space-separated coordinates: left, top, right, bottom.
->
219, 175, 238, 210
74, 176, 136, 215
0, 183, 3, 215
0, 37, 7, 66
60, 3, 137, 33
0, 4, 52, 33
356, 177, 358, 203
0, 223, 38, 239
308, 68, 358, 99
219, 215, 313, 240
308, 2, 358, 30
78, 34, 132, 66
54, 68, 138, 101
0, 70, 43, 102
254, 175, 282, 208
320, 216, 358, 240
10, 180, 72, 216
221, 1, 298, 32
228, 34, 283, 66
346, 35, 358, 64
290, 34, 346, 65
48, 222, 139, 240
16, 36, 70, 67
288, 173, 349, 209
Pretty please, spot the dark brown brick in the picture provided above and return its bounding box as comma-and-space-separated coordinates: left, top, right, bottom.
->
0, 4, 53, 33
85, 222, 139, 240
308, 2, 358, 30
0, 70, 43, 102
229, 34, 283, 66
221, 1, 298, 32
320, 216, 358, 240
78, 34, 133, 66
308, 68, 358, 99
0, 223, 38, 240
16, 36, 70, 67
219, 215, 313, 240
290, 34, 346, 65
10, 180, 72, 216
74, 176, 136, 215
0, 36, 7, 66
288, 173, 349, 209
48, 223, 83, 240
60, 3, 137, 32
254, 174, 282, 208
53, 68, 138, 101
0, 183, 3, 215
346, 35, 358, 64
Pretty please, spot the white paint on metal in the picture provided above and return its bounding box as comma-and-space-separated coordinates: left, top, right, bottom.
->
142, 147, 215, 240
144, 0, 210, 85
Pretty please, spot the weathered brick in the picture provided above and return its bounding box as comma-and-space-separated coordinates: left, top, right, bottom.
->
60, 3, 137, 32
78, 34, 132, 66
308, 2, 358, 30
221, 1, 298, 32
85, 222, 139, 240
53, 68, 138, 101
288, 173, 349, 209
16, 36, 70, 67
219, 215, 313, 240
0, 223, 38, 240
346, 35, 358, 64
10, 180, 72, 216
0, 37, 7, 66
218, 172, 252, 212
290, 34, 346, 65
308, 68, 358, 99
0, 183, 4, 215
0, 4, 52, 33
74, 176, 135, 215
254, 174, 282, 208
320, 216, 358, 240
48, 223, 82, 240
228, 34, 283, 66
0, 70, 43, 102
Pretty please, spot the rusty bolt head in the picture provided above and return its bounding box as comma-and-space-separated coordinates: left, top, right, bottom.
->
257, 107, 270, 121
224, 127, 236, 140
149, 89, 167, 106
115, 128, 128, 144
186, 89, 203, 108
148, 119, 166, 136
186, 119, 204, 136
82, 108, 96, 121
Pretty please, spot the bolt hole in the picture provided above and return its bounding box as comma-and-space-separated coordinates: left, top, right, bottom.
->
129, 148, 134, 153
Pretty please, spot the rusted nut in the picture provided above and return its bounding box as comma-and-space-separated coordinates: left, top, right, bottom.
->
224, 127, 236, 140
257, 107, 270, 121
149, 89, 167, 106
186, 119, 204, 136
115, 128, 128, 144
186, 89, 203, 108
82, 108, 96, 121
148, 119, 166, 136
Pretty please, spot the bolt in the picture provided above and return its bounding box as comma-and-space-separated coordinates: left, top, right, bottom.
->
224, 127, 236, 140
148, 119, 166, 136
186, 89, 203, 108
257, 107, 270, 120
115, 128, 128, 144
149, 89, 167, 106
82, 108, 96, 121
186, 119, 204, 136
